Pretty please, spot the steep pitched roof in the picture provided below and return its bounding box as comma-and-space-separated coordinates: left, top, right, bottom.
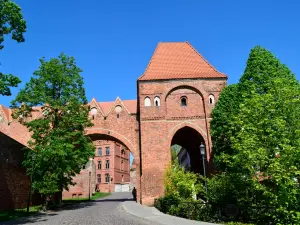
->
138, 42, 227, 81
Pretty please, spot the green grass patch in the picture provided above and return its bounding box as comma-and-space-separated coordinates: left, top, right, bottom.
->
63, 192, 110, 203
0, 205, 41, 222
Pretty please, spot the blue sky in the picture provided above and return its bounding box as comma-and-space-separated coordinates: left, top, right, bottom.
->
0, 0, 300, 108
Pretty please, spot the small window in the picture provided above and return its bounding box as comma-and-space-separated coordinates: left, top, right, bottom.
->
90, 107, 97, 120
98, 160, 102, 170
154, 96, 160, 107
181, 96, 187, 107
144, 97, 151, 107
106, 160, 110, 169
121, 149, 125, 155
117, 114, 120, 119
209, 94, 215, 105
105, 173, 110, 183
97, 174, 101, 183
106, 147, 110, 155
98, 148, 102, 156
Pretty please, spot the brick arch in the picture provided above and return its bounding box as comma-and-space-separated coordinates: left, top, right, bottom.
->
167, 122, 211, 161
164, 84, 211, 154
85, 128, 137, 159
164, 84, 204, 102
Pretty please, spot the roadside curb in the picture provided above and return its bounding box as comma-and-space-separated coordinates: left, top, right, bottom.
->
121, 201, 219, 225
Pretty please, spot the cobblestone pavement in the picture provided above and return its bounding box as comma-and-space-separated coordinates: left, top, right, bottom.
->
2, 192, 156, 225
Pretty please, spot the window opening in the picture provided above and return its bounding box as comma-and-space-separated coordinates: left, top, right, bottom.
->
181, 97, 187, 107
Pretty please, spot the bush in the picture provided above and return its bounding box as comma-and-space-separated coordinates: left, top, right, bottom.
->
164, 161, 203, 200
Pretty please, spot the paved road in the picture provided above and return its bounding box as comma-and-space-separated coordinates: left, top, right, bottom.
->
3, 192, 156, 225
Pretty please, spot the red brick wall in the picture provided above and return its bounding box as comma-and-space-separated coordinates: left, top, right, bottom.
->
0, 132, 41, 211
86, 98, 141, 197
138, 78, 226, 205
63, 160, 96, 199
64, 138, 132, 196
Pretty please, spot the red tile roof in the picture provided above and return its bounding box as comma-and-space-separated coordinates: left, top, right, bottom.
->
123, 100, 137, 114
0, 105, 31, 147
98, 99, 137, 115
138, 42, 227, 81
98, 101, 115, 115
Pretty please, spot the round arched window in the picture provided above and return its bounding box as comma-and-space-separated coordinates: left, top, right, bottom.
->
115, 105, 123, 113
90, 107, 98, 115
208, 94, 215, 105
181, 96, 187, 107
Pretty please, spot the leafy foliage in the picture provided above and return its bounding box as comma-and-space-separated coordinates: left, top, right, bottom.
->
11, 53, 95, 207
164, 161, 203, 200
0, 0, 26, 95
210, 46, 300, 224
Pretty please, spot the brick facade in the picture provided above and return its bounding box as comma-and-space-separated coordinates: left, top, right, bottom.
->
62, 159, 96, 199
0, 132, 41, 211
0, 42, 227, 207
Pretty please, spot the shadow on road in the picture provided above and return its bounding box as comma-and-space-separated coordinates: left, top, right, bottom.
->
2, 193, 135, 225
2, 201, 97, 225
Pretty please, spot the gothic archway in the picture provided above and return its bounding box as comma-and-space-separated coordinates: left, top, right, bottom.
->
170, 126, 206, 174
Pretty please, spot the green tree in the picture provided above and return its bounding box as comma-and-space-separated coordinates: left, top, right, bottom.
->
11, 53, 95, 209
210, 84, 240, 170
0, 0, 26, 95
210, 46, 300, 223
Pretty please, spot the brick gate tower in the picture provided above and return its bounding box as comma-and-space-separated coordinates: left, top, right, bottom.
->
137, 42, 227, 205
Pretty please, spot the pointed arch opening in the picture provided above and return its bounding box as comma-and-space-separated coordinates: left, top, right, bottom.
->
154, 96, 160, 107
170, 126, 206, 174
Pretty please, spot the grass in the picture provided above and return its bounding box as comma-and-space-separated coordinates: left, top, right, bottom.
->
63, 192, 110, 203
0, 192, 110, 222
0, 205, 41, 222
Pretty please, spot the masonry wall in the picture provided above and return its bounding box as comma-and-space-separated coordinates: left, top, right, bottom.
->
86, 99, 141, 199
138, 78, 226, 205
0, 133, 41, 211
62, 160, 96, 199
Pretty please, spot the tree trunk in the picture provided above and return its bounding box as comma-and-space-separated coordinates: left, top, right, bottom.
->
42, 195, 50, 211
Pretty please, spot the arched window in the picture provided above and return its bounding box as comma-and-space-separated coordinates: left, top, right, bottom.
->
98, 147, 102, 156
144, 97, 151, 107
106, 160, 110, 169
106, 147, 110, 155
209, 94, 215, 105
98, 160, 102, 170
154, 96, 160, 107
90, 107, 97, 119
181, 96, 187, 107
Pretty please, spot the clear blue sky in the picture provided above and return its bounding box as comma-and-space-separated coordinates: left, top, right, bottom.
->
0, 0, 299, 107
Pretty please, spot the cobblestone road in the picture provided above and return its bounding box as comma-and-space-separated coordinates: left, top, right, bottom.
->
2, 192, 155, 225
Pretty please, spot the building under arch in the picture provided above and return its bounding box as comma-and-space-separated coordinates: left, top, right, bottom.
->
0, 42, 227, 208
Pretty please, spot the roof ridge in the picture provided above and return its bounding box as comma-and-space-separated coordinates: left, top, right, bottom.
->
185, 41, 226, 76
138, 42, 162, 80
138, 42, 227, 81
